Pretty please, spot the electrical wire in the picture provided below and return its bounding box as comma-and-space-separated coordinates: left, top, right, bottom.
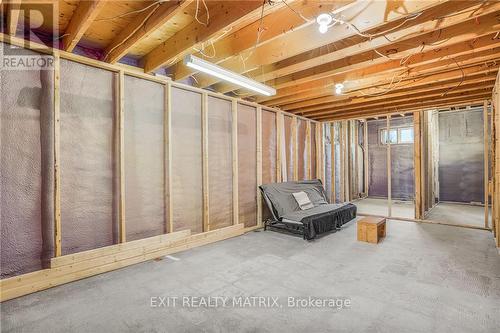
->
195, 0, 209, 26
95, 1, 164, 22
103, 2, 161, 61
281, 0, 313, 23
440, 57, 465, 96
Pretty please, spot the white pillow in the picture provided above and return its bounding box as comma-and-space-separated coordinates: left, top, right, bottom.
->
292, 191, 314, 210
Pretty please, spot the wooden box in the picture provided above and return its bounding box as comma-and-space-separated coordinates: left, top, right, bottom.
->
357, 217, 386, 244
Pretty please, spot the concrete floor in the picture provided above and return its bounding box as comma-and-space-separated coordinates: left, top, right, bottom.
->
1, 219, 499, 332
426, 202, 487, 228
355, 197, 415, 219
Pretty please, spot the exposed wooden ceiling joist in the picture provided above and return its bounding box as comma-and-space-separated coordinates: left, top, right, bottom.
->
280, 33, 500, 111
258, 3, 500, 105
103, 0, 192, 64
317, 91, 492, 121
168, 0, 341, 81
309, 81, 495, 118
290, 74, 497, 115
217, 0, 487, 96
265, 56, 499, 108
62, 0, 106, 52
142, 0, 265, 73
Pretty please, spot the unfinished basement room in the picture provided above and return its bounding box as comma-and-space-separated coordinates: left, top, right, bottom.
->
1, 0, 500, 332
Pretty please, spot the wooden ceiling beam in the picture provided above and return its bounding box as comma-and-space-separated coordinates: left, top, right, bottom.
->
103, 0, 192, 64
278, 37, 500, 110
170, 0, 358, 81
270, 32, 500, 93
223, 0, 490, 96
193, 0, 448, 89
290, 74, 497, 114
319, 97, 490, 122
142, 1, 265, 73
264, 57, 500, 107
257, 5, 500, 104
307, 82, 495, 118
314, 90, 493, 121
62, 0, 106, 52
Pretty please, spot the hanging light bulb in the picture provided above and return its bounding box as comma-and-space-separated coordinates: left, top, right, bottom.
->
316, 13, 332, 34
335, 83, 344, 95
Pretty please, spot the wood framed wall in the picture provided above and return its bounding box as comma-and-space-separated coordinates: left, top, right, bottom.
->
0, 35, 322, 301
492, 71, 500, 248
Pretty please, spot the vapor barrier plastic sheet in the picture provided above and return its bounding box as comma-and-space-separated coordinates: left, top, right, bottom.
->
390, 116, 414, 200
439, 110, 484, 202
297, 119, 307, 180
171, 87, 203, 233
284, 115, 295, 181
261, 110, 277, 222
124, 76, 165, 241
238, 104, 257, 227
311, 122, 317, 179
60, 60, 115, 255
207, 96, 233, 230
368, 118, 389, 198
0, 47, 53, 277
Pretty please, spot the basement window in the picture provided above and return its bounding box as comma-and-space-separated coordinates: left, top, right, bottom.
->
380, 127, 413, 144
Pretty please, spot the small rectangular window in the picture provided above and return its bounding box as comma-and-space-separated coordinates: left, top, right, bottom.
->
380, 127, 413, 144
399, 127, 414, 143
380, 129, 397, 144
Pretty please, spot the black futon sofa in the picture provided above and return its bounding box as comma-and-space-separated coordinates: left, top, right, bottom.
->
259, 179, 356, 240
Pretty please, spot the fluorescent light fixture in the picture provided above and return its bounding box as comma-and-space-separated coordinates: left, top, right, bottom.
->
184, 55, 276, 96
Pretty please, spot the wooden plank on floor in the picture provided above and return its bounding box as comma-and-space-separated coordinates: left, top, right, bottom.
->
0, 225, 244, 302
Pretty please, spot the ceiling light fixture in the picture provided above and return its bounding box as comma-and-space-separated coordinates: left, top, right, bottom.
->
335, 83, 344, 95
316, 13, 332, 34
184, 55, 276, 96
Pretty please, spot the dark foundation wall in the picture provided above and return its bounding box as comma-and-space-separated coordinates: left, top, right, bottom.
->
368, 117, 414, 199
438, 109, 484, 203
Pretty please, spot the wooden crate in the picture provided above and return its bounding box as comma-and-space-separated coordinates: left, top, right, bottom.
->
357, 217, 386, 244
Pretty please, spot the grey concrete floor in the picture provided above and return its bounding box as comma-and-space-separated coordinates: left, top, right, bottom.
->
426, 202, 488, 228
355, 197, 415, 219
1, 219, 499, 333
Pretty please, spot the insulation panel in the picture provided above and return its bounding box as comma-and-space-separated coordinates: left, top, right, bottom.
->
207, 96, 233, 230
124, 76, 165, 241
171, 87, 203, 233
0, 48, 52, 277
238, 104, 257, 227
59, 60, 116, 255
